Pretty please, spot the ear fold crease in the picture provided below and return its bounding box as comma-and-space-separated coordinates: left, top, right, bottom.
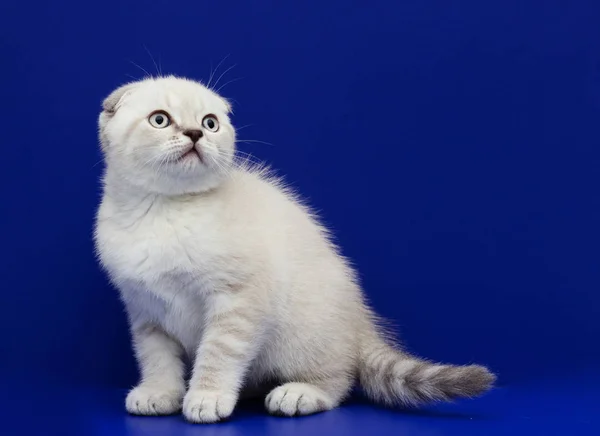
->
102, 82, 139, 114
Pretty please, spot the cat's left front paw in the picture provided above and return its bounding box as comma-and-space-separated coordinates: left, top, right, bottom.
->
183, 390, 237, 423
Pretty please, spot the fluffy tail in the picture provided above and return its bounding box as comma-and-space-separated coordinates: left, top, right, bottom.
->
358, 322, 496, 406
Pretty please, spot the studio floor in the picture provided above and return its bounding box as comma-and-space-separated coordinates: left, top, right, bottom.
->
6, 370, 598, 436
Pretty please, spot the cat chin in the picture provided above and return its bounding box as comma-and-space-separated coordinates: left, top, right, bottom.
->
105, 165, 224, 197
157, 171, 226, 196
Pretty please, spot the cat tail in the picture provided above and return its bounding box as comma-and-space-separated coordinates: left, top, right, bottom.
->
357, 314, 496, 407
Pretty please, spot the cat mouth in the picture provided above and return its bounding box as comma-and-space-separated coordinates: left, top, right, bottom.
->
179, 147, 204, 163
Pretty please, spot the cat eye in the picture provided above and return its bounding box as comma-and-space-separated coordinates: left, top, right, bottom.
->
148, 111, 171, 129
202, 115, 219, 132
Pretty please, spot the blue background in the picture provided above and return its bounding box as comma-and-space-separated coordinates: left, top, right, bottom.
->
1, 0, 599, 434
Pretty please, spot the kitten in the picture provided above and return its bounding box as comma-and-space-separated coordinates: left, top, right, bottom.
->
94, 76, 495, 423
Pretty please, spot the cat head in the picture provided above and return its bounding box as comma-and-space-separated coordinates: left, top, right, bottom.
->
98, 76, 235, 195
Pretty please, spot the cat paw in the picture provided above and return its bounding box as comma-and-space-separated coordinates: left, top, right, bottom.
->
265, 383, 334, 416
183, 390, 237, 423
126, 385, 184, 415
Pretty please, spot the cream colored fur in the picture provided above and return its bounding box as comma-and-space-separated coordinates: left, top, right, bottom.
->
94, 76, 495, 423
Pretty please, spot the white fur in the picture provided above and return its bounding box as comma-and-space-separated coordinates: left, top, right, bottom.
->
95, 76, 494, 423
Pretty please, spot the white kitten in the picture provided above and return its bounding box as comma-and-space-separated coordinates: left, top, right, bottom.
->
94, 76, 495, 423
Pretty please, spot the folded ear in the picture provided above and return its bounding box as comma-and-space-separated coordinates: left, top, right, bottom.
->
102, 82, 139, 114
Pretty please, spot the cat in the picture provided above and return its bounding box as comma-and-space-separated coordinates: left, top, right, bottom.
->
94, 76, 495, 423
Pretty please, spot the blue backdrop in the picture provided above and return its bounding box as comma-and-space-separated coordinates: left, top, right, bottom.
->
1, 0, 599, 392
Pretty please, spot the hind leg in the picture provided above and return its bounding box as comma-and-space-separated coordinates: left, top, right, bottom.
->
265, 377, 352, 416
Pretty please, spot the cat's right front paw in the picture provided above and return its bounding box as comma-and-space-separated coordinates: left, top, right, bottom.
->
126, 385, 184, 415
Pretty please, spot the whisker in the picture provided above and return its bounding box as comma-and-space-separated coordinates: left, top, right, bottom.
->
207, 54, 230, 89
236, 139, 274, 146
216, 77, 243, 93
227, 98, 241, 107
143, 45, 161, 77
211, 155, 233, 178
212, 63, 237, 91
129, 60, 152, 78
91, 158, 105, 169
205, 148, 234, 178
141, 153, 159, 168
214, 148, 263, 168
143, 156, 161, 170
204, 141, 254, 175
231, 150, 261, 160
156, 151, 172, 174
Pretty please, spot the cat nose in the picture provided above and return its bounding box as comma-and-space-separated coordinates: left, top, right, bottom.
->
183, 129, 203, 144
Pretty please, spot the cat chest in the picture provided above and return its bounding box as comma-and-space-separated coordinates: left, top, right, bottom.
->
98, 208, 224, 294
100, 213, 219, 354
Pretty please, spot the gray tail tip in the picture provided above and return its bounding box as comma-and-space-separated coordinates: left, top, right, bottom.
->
460, 364, 497, 397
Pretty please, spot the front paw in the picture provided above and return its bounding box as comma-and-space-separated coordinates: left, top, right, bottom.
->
183, 390, 237, 423
126, 384, 184, 415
